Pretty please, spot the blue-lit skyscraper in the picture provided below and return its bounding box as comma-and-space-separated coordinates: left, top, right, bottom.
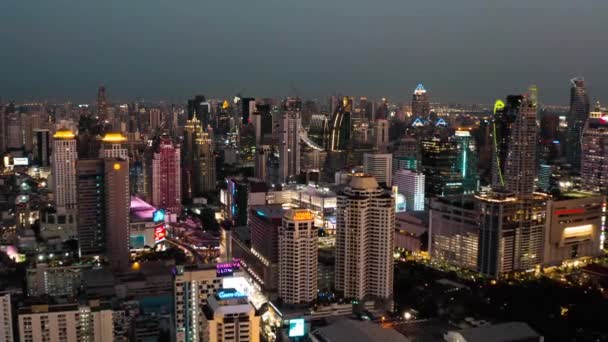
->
566, 78, 590, 171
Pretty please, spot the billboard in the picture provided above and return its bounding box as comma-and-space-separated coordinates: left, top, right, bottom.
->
13, 157, 29, 166
216, 259, 241, 277
153, 209, 165, 223
154, 225, 167, 243
288, 318, 305, 337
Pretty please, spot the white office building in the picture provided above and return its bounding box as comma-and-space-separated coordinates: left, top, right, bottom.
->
393, 169, 425, 211
363, 153, 392, 187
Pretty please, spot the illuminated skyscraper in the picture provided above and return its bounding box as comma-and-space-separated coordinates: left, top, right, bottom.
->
278, 209, 318, 304
328, 97, 352, 151
411, 83, 430, 119
581, 108, 608, 193
335, 174, 394, 302
566, 78, 590, 170
152, 135, 181, 214
420, 137, 463, 198
99, 132, 128, 160
278, 98, 301, 182
455, 130, 479, 194
491, 95, 537, 198
187, 95, 211, 129
183, 116, 215, 198
393, 169, 425, 211
52, 129, 78, 212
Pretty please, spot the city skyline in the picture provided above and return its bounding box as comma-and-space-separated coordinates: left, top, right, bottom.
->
2, 0, 608, 104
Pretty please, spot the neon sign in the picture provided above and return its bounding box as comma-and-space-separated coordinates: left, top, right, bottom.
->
153, 209, 165, 223
217, 290, 247, 300
292, 210, 314, 221
155, 225, 167, 243
216, 260, 241, 277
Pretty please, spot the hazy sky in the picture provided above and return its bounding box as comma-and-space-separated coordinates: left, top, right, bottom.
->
1, 0, 607, 105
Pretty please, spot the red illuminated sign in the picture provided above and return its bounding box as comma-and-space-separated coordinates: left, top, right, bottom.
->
554, 208, 585, 216
155, 225, 167, 243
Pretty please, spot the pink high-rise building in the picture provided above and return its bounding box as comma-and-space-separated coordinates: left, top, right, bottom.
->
152, 136, 181, 214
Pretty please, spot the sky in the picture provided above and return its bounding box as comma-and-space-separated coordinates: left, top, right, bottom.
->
1, 0, 608, 105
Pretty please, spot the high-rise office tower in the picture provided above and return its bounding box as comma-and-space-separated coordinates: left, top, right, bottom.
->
491, 95, 537, 198
421, 137, 463, 198
149, 108, 162, 132
278, 209, 318, 304
187, 95, 211, 130
278, 98, 301, 183
97, 85, 108, 121
99, 132, 128, 159
476, 191, 547, 277
104, 158, 130, 272
566, 78, 590, 171
52, 129, 78, 212
0, 293, 14, 342
241, 97, 255, 125
183, 116, 216, 199
335, 174, 395, 302
32, 129, 51, 167
202, 290, 261, 342
581, 109, 608, 193
152, 135, 182, 214
328, 97, 352, 151
454, 130, 479, 194
363, 153, 393, 187
6, 113, 22, 150
411, 83, 430, 119
77, 159, 106, 256
375, 119, 390, 152
393, 169, 425, 211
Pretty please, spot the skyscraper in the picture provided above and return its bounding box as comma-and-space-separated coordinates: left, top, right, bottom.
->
363, 153, 393, 187
454, 130, 479, 194
375, 119, 390, 152
328, 97, 352, 151
183, 116, 216, 199
187, 95, 211, 130
491, 95, 537, 198
393, 169, 425, 211
32, 129, 51, 167
278, 98, 301, 183
99, 132, 128, 160
420, 137, 463, 198
97, 85, 108, 121
278, 209, 318, 304
152, 135, 182, 214
104, 158, 130, 272
335, 174, 394, 302
581, 109, 608, 193
411, 83, 430, 119
52, 129, 78, 213
77, 159, 106, 255
566, 78, 590, 171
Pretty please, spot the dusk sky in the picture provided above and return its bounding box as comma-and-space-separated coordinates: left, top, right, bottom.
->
1, 0, 607, 104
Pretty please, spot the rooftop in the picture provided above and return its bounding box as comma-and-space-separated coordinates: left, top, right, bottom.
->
101, 132, 127, 143
348, 174, 379, 190
449, 322, 541, 342
312, 318, 410, 342
53, 129, 76, 140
